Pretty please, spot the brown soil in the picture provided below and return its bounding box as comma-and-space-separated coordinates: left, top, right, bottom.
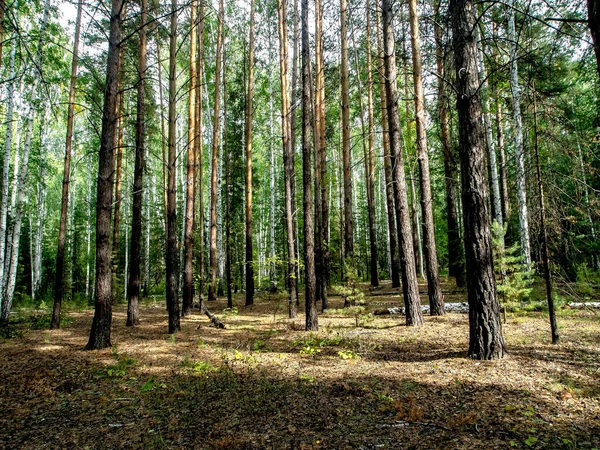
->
1, 285, 599, 449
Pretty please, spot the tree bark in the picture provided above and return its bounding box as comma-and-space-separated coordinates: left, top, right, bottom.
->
85, 0, 124, 349
165, 0, 181, 334
51, 0, 83, 329
375, 2, 400, 288
508, 1, 531, 270
302, 0, 317, 331
245, 0, 256, 306
382, 0, 423, 326
127, 0, 147, 327
223, 47, 233, 309
450, 0, 505, 359
408, 0, 444, 315
340, 0, 353, 264
182, 0, 198, 317
588, 0, 600, 81
277, 0, 298, 318
496, 99, 510, 225
208, 0, 224, 303
196, 0, 206, 303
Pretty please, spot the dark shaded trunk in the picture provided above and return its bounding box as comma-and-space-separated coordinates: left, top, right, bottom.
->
375, 3, 400, 288
277, 0, 298, 318
302, 0, 317, 331
85, 0, 124, 350
588, 0, 600, 81
382, 0, 423, 326
408, 0, 443, 315
245, 0, 256, 306
340, 0, 353, 264
52, 0, 82, 330
532, 87, 559, 344
166, 0, 181, 334
127, 0, 147, 327
450, 0, 505, 359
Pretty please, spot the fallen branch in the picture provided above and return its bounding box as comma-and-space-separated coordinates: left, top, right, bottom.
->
196, 302, 226, 329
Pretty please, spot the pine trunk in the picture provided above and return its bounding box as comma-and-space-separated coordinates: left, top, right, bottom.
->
450, 0, 505, 360
382, 0, 423, 326
127, 0, 147, 327
51, 0, 82, 329
408, 0, 443, 315
86, 0, 124, 349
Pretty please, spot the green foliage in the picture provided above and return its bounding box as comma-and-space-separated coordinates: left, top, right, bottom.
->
492, 222, 534, 308
141, 377, 167, 392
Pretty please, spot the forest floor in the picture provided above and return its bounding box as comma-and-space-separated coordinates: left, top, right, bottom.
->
1, 280, 599, 450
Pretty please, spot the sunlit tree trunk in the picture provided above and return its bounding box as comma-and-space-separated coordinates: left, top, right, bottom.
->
382, 0, 423, 326
127, 0, 147, 327
408, 0, 443, 315
196, 0, 206, 303
85, 0, 124, 349
182, 0, 198, 316
244, 0, 256, 305
223, 47, 233, 309
165, 0, 181, 333
51, 0, 82, 329
375, 3, 400, 288
208, 0, 224, 303
508, 1, 531, 270
496, 99, 510, 225
450, 0, 505, 360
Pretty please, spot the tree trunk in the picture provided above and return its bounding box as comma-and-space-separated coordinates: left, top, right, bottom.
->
182, 0, 198, 317
165, 0, 181, 334
302, 0, 317, 331
450, 0, 505, 360
244, 0, 256, 306
382, 0, 423, 327
495, 99, 510, 225
375, 3, 400, 288
365, 0, 378, 288
223, 47, 233, 309
507, 1, 531, 270
434, 0, 464, 287
196, 0, 206, 303
208, 0, 224, 303
588, 0, 600, 81
85, 0, 124, 349
532, 87, 559, 344
0, 0, 5, 70
51, 0, 82, 329
408, 0, 443, 315
277, 0, 298, 319
127, 0, 147, 327
340, 0, 353, 264
156, 31, 168, 235
291, 0, 300, 302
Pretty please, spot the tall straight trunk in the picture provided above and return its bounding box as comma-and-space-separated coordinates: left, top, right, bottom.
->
51, 0, 82, 329
165, 0, 181, 333
382, 0, 423, 326
407, 0, 443, 314
340, 0, 353, 263
375, 3, 400, 288
507, 2, 531, 270
277, 0, 298, 318
196, 0, 205, 302
85, 0, 124, 349
302, 0, 317, 331
156, 33, 168, 231
208, 0, 224, 303
475, 25, 502, 227
365, 0, 378, 287
244, 0, 255, 305
0, 30, 16, 319
314, 0, 328, 308
496, 99, 510, 224
532, 87, 558, 344
0, 0, 5, 69
223, 48, 233, 309
111, 20, 127, 299
588, 0, 600, 81
85, 162, 92, 299
450, 0, 505, 360
127, 0, 147, 327
434, 0, 464, 286
182, 0, 198, 316
349, 9, 376, 288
